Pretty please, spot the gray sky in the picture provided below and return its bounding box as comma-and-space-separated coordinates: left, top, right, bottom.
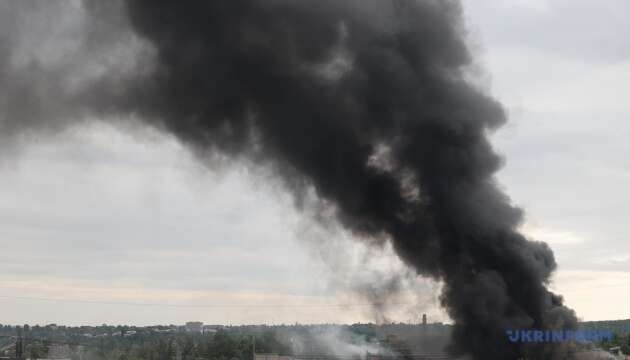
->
0, 0, 628, 326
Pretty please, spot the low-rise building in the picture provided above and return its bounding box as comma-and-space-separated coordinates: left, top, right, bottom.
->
185, 322, 204, 333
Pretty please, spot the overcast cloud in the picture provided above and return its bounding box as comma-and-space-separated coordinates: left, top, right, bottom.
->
0, 0, 628, 325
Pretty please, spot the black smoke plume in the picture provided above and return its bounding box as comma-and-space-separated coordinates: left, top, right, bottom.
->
0, 0, 579, 358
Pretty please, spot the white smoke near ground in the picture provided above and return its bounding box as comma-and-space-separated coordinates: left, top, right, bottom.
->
289, 326, 397, 359
574, 351, 617, 360
295, 209, 446, 324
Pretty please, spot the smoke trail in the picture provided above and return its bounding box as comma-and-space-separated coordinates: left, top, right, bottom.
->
0, 0, 579, 358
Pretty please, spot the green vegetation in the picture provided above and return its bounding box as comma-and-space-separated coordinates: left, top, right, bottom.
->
5, 321, 629, 359
598, 332, 630, 355
580, 319, 630, 355
0, 326, 289, 360
580, 319, 630, 336
0, 323, 450, 360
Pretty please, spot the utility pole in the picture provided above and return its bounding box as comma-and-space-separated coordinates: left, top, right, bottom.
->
251, 335, 256, 360
15, 327, 23, 360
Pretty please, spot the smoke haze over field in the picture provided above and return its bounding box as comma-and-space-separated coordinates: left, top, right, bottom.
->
0, 0, 588, 359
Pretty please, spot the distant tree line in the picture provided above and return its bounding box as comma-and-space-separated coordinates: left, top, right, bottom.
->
1, 321, 628, 359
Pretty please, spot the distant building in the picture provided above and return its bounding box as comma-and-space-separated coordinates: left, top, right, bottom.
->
185, 322, 204, 333
202, 325, 218, 334
153, 328, 175, 333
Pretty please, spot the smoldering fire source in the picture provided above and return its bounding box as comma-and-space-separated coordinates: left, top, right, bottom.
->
0, 0, 582, 359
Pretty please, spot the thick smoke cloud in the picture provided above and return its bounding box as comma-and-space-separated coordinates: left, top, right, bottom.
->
0, 0, 579, 358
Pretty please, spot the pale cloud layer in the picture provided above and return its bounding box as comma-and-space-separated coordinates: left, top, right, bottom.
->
466, 0, 630, 320
0, 123, 440, 326
0, 0, 629, 325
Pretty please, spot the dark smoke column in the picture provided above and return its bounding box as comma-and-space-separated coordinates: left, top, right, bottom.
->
123, 0, 578, 358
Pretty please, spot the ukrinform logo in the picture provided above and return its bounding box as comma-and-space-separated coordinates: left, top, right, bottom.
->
506, 330, 613, 343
